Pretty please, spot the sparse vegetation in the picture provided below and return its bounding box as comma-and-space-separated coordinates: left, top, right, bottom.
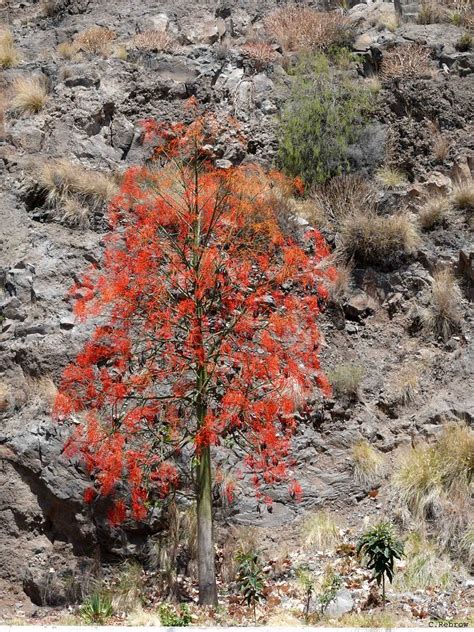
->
380, 44, 432, 80
109, 562, 145, 613
241, 41, 277, 71
337, 611, 398, 627
0, 29, 20, 68
455, 32, 472, 51
423, 268, 462, 340
302, 511, 341, 552
351, 440, 385, 487
0, 382, 12, 412
317, 565, 342, 615
432, 134, 451, 162
390, 362, 421, 406
279, 54, 372, 186
390, 422, 473, 556
56, 41, 78, 60
417, 0, 447, 23
131, 30, 177, 52
328, 363, 364, 400
418, 195, 451, 229
452, 179, 474, 211
395, 531, 453, 590
264, 5, 353, 53
10, 76, 48, 115
73, 26, 116, 56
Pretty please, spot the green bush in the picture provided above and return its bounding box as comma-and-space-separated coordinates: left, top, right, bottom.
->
278, 54, 372, 187
158, 603, 192, 627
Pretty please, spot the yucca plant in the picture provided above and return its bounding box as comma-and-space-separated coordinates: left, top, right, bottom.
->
80, 592, 113, 624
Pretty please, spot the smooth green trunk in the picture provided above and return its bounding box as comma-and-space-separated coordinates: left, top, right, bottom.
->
196, 443, 218, 606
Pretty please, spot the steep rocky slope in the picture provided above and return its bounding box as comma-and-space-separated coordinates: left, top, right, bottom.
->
0, 0, 473, 622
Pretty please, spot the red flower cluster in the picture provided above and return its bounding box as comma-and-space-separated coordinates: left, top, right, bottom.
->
55, 114, 334, 523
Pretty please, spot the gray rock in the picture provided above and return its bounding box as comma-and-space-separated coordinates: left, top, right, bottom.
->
323, 588, 354, 617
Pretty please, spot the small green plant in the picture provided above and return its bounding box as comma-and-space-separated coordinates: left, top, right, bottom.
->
296, 566, 316, 622
80, 592, 114, 624
236, 550, 265, 623
318, 565, 342, 615
357, 522, 404, 607
278, 53, 372, 186
158, 603, 192, 627
455, 32, 472, 51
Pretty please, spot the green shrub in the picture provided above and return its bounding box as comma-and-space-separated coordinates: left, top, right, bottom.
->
278, 54, 372, 186
158, 603, 192, 627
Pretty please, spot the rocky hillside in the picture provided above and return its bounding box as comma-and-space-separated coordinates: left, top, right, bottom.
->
0, 0, 473, 624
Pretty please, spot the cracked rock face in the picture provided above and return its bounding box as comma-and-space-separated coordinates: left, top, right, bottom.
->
1, 0, 473, 610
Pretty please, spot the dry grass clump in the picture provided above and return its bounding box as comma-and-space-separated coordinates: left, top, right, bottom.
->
338, 211, 419, 266
241, 41, 277, 71
36, 159, 118, 228
377, 13, 400, 32
0, 382, 12, 412
452, 179, 474, 211
375, 166, 408, 188
395, 531, 453, 590
338, 612, 398, 627
56, 41, 78, 60
418, 195, 452, 230
417, 0, 448, 23
432, 134, 451, 162
0, 29, 20, 68
380, 44, 433, 80
328, 363, 364, 400
10, 76, 48, 115
390, 362, 421, 406
131, 30, 177, 52
73, 26, 116, 56
301, 511, 341, 552
455, 32, 473, 51
312, 174, 377, 227
327, 262, 352, 303
423, 268, 462, 340
148, 503, 197, 594
351, 440, 385, 487
109, 562, 145, 613
264, 5, 352, 53
390, 423, 473, 540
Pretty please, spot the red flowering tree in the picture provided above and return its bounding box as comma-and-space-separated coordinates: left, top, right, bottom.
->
54, 113, 334, 605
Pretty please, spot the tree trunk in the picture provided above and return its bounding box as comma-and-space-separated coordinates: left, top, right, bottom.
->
197, 444, 218, 606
